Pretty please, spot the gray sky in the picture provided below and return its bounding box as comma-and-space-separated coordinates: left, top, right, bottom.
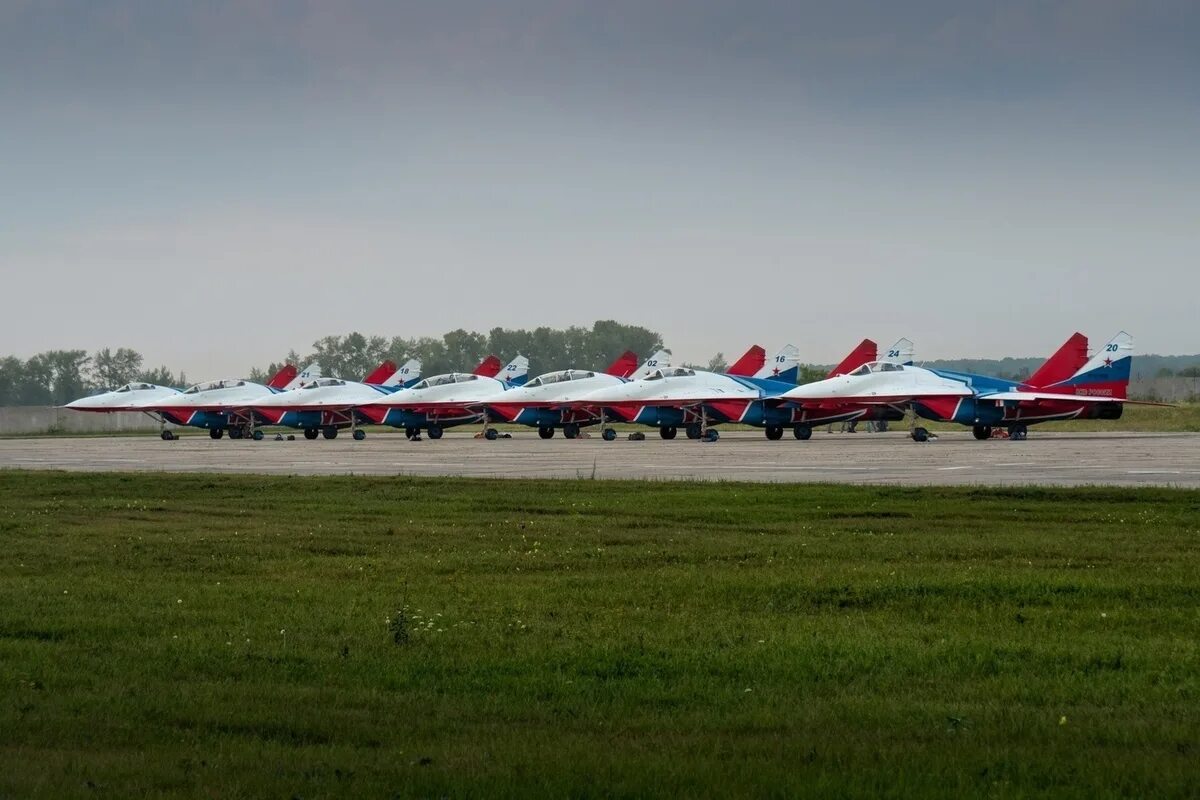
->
3, 1, 1198, 377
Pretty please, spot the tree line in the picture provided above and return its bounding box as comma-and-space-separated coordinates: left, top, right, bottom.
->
0, 349, 183, 407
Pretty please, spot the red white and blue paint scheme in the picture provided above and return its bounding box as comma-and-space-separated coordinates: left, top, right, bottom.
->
129, 364, 319, 440
780, 332, 1141, 441
484, 349, 671, 439
356, 355, 529, 439
254, 359, 422, 440
572, 344, 806, 441
65, 382, 184, 413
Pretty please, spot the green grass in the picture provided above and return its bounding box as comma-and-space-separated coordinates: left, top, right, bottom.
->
1, 472, 1198, 798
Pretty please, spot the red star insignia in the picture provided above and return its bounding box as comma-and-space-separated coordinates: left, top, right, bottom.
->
772, 367, 780, 375
1103, 357, 1112, 367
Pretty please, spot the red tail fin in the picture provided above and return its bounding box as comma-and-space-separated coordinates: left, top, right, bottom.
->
826, 339, 876, 378
267, 364, 298, 389
604, 350, 639, 378
1026, 332, 1089, 388
726, 345, 766, 377
473, 355, 502, 378
362, 360, 397, 385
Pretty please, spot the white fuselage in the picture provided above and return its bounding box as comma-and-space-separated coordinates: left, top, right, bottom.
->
139, 380, 279, 411
577, 369, 762, 407
255, 379, 396, 411
781, 363, 972, 403
493, 370, 624, 407
365, 373, 509, 409
65, 383, 181, 412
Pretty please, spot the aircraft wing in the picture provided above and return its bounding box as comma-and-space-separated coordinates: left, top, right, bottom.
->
979, 391, 1169, 406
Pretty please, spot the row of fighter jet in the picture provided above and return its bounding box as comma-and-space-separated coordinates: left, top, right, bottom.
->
66, 331, 1142, 443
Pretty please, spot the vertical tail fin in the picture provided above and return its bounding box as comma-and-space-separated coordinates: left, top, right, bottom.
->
473, 355, 502, 378
500, 355, 530, 387
362, 361, 397, 385
1050, 331, 1133, 399
282, 363, 322, 390
267, 364, 298, 389
629, 349, 671, 380
726, 345, 766, 377
385, 358, 422, 388
826, 339, 877, 378
879, 338, 915, 366
753, 344, 801, 383
604, 350, 639, 378
1026, 332, 1089, 388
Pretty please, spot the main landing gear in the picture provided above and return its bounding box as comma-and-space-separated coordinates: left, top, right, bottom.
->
322, 426, 338, 440
973, 425, 992, 440
793, 424, 812, 440
304, 428, 319, 440
1008, 424, 1028, 441
764, 425, 783, 441
209, 428, 224, 440
538, 426, 555, 439
563, 423, 580, 440
659, 426, 677, 440
686, 422, 702, 440
427, 424, 444, 440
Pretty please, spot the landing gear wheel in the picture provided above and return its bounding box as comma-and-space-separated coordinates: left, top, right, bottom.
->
659, 426, 677, 440
160, 430, 175, 441
602, 427, 617, 442
405, 427, 419, 440
563, 423, 580, 440
484, 428, 498, 441
252, 429, 264, 441
303, 428, 319, 440
793, 424, 812, 441
229, 427, 244, 440
210, 428, 224, 440
972, 425, 992, 440
912, 427, 930, 443
427, 424, 444, 440
538, 427, 555, 440
685, 423, 702, 440
702, 429, 720, 442
1008, 424, 1028, 441
322, 426, 338, 440
765, 425, 784, 441
352, 429, 366, 441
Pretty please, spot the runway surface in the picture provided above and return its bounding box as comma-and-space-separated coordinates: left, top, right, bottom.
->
1, 430, 1198, 486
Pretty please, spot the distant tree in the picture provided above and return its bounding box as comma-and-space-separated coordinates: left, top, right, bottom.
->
1156, 367, 1176, 378
798, 365, 828, 384
706, 352, 728, 373
1179, 366, 1200, 378
137, 365, 180, 387
41, 349, 91, 404
90, 347, 144, 389
0, 356, 25, 406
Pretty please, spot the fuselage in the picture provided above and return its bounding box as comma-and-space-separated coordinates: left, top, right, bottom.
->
358, 373, 511, 430
65, 383, 181, 412
487, 369, 625, 427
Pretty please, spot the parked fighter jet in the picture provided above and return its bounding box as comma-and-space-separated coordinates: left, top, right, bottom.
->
356, 355, 529, 439
254, 359, 422, 440
132, 364, 320, 440
484, 349, 672, 439
574, 344, 804, 441
780, 332, 1139, 441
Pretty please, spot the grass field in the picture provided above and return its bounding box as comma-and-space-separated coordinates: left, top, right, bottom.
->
2, 472, 1198, 797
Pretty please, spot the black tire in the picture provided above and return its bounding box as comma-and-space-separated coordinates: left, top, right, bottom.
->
352, 429, 366, 441
210, 428, 224, 440
322, 426, 338, 440
765, 425, 783, 440
160, 430, 173, 441
602, 427, 617, 442
427, 424, 443, 440
538, 427, 555, 440
563, 423, 580, 440
793, 424, 812, 440
685, 423, 702, 440
484, 428, 498, 441
972, 425, 992, 440
405, 427, 419, 440
703, 429, 720, 442
912, 427, 929, 443
659, 426, 677, 440
252, 429, 264, 441
303, 428, 319, 440
229, 427, 243, 440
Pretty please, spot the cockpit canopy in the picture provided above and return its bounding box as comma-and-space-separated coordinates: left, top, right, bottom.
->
303, 378, 346, 389
183, 379, 246, 394
848, 361, 905, 376
526, 369, 596, 387
644, 368, 696, 381
113, 383, 157, 393
410, 373, 479, 390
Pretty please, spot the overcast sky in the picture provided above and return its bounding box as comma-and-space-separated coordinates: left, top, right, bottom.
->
3, 1, 1197, 376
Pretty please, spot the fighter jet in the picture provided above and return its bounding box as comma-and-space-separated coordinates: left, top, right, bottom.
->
132, 364, 320, 440
484, 349, 672, 439
573, 344, 804, 441
780, 332, 1141, 441
356, 355, 529, 439
254, 359, 422, 440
